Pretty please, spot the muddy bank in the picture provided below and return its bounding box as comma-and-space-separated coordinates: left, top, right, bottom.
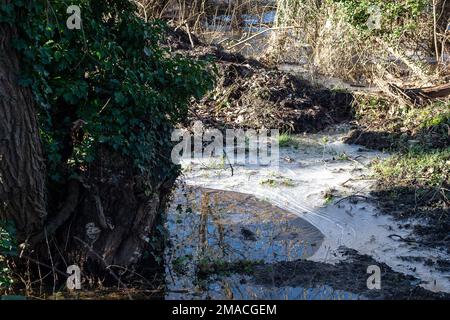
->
252, 248, 450, 300
343, 99, 449, 257
164, 28, 354, 133
345, 128, 450, 151
371, 186, 450, 256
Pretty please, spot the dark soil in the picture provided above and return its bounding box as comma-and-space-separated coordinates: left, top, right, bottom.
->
343, 96, 449, 152
344, 96, 449, 257
373, 185, 450, 254
164, 28, 354, 133
345, 127, 449, 151
345, 130, 399, 150
251, 248, 450, 300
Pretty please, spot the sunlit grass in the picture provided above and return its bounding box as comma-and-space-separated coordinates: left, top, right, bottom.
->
372, 148, 450, 188
278, 133, 299, 148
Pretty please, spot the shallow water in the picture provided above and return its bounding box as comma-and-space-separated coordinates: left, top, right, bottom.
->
166, 187, 334, 299
165, 128, 450, 299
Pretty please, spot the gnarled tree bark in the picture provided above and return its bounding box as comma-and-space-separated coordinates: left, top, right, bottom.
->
0, 22, 47, 242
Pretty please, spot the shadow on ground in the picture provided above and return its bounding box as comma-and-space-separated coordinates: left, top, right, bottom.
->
251, 248, 450, 300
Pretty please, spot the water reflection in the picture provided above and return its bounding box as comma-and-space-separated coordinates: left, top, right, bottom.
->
164, 186, 357, 300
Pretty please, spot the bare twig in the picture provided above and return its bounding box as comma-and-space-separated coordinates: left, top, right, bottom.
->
228, 26, 303, 50
73, 236, 134, 300
334, 194, 370, 205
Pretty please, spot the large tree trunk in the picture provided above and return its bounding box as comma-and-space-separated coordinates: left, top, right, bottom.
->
0, 23, 47, 242
57, 146, 177, 268
0, 20, 174, 283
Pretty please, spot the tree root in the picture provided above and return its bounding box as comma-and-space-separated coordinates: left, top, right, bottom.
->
29, 179, 80, 246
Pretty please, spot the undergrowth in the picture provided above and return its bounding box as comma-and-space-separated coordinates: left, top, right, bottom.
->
0, 222, 16, 292
372, 148, 450, 189
355, 95, 450, 228
278, 133, 299, 148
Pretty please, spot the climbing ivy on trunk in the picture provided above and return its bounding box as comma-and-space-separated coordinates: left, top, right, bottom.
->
0, 0, 214, 271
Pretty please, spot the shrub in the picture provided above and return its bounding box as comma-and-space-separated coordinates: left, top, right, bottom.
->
0, 0, 215, 183
0, 222, 16, 290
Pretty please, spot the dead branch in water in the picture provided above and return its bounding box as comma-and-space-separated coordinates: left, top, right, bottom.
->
387, 82, 450, 105
227, 25, 304, 49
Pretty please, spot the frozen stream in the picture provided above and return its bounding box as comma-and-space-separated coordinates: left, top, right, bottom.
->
165, 127, 450, 299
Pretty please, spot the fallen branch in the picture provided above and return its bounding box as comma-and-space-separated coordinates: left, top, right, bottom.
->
227, 26, 305, 50
388, 234, 417, 244
388, 82, 450, 104
334, 194, 371, 205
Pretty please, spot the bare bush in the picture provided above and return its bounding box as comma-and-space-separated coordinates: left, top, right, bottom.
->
270, 0, 449, 86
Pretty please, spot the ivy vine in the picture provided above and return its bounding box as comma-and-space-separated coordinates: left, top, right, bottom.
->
0, 0, 215, 184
